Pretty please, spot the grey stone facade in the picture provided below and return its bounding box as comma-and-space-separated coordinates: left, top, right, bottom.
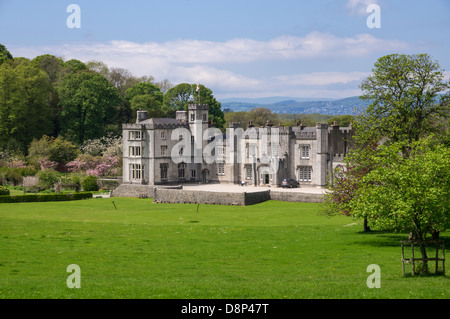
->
120, 104, 353, 191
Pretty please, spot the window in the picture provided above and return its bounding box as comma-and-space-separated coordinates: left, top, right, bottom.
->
179, 147, 184, 156
247, 143, 257, 158
298, 166, 312, 182
178, 163, 186, 179
129, 146, 141, 157
218, 163, 225, 175
246, 165, 252, 180
160, 164, 168, 180
191, 136, 195, 143
190, 169, 196, 179
272, 144, 280, 157
160, 131, 166, 140
203, 114, 207, 122
129, 164, 142, 180
300, 145, 310, 159
179, 134, 183, 141
190, 113, 195, 121
217, 147, 224, 156
129, 131, 141, 140
161, 145, 168, 156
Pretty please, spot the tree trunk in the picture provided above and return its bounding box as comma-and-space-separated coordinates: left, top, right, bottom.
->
419, 242, 429, 275
363, 218, 371, 232
431, 230, 440, 240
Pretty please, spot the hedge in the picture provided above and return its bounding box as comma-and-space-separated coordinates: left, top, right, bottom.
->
0, 192, 93, 203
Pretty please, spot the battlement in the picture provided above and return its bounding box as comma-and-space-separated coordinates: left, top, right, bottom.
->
332, 153, 345, 162
188, 103, 209, 110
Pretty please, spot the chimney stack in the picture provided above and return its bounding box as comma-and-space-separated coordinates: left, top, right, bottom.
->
136, 110, 148, 123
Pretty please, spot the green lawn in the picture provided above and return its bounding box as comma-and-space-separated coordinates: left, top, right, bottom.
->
0, 197, 448, 299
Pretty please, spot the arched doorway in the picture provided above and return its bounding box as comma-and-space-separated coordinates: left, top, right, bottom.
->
258, 165, 272, 186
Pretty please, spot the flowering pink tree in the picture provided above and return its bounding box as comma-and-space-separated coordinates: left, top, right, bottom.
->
38, 157, 58, 171
67, 154, 120, 177
86, 156, 120, 177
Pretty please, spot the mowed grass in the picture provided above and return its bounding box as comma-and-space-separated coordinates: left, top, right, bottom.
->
0, 197, 448, 299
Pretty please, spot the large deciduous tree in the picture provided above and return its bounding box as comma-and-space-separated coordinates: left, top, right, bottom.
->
0, 58, 53, 152
125, 82, 164, 120
358, 53, 449, 147
352, 137, 449, 274
163, 83, 225, 129
323, 53, 450, 270
57, 71, 121, 145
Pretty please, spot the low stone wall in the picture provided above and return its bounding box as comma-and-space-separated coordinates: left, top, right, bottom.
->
153, 188, 262, 206
112, 184, 324, 205
111, 184, 155, 198
269, 191, 324, 203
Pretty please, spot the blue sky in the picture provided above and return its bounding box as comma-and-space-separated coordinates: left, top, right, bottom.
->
1, 0, 449, 99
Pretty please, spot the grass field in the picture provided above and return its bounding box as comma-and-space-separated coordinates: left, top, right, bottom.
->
0, 197, 448, 299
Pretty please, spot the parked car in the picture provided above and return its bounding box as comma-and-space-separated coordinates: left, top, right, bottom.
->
281, 179, 299, 188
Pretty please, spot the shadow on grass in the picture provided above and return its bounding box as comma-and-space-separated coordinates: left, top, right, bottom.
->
351, 230, 450, 249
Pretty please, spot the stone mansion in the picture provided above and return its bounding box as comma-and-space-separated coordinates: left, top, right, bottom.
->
121, 104, 353, 188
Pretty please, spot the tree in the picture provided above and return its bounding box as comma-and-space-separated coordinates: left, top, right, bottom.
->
163, 83, 225, 128
323, 54, 449, 233
125, 82, 164, 120
193, 84, 225, 129
351, 138, 449, 274
0, 44, 13, 66
359, 53, 449, 147
57, 72, 121, 144
224, 111, 249, 129
32, 54, 67, 136
0, 58, 53, 152
28, 135, 79, 170
163, 83, 193, 116
64, 59, 88, 73
246, 107, 278, 127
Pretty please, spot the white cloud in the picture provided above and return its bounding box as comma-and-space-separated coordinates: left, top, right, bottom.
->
14, 31, 406, 68
274, 72, 369, 86
9, 31, 406, 99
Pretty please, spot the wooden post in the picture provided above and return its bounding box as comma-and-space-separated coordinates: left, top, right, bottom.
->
443, 241, 446, 276
436, 242, 439, 273
401, 242, 405, 276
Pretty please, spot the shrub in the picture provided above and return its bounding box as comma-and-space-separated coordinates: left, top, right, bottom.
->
82, 175, 99, 191
0, 185, 10, 196
36, 169, 60, 190
0, 167, 23, 186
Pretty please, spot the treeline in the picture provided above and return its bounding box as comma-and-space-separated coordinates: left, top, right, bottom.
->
225, 108, 353, 130
0, 44, 225, 155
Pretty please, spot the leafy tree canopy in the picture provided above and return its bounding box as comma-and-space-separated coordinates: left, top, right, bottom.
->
57, 72, 121, 144
0, 44, 13, 66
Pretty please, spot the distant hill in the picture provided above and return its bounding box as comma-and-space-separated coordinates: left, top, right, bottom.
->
220, 96, 335, 104
220, 96, 369, 115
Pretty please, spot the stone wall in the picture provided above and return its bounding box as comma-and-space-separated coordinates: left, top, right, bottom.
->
111, 184, 155, 198
112, 184, 324, 205
153, 188, 271, 206
269, 191, 324, 203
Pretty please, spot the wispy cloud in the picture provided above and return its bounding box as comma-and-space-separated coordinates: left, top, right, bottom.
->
14, 31, 406, 66
9, 31, 406, 99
